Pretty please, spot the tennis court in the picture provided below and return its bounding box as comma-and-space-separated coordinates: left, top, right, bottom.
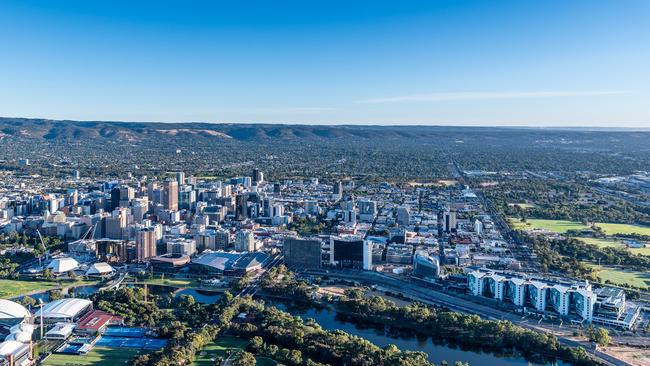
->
95, 336, 167, 350
103, 327, 147, 338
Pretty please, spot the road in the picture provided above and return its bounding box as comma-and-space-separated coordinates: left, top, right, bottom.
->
236, 253, 283, 298
303, 269, 630, 366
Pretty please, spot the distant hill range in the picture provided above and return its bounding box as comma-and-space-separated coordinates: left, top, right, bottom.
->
0, 117, 647, 143
0, 117, 491, 142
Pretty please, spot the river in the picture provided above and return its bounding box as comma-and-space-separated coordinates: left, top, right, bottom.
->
269, 301, 569, 366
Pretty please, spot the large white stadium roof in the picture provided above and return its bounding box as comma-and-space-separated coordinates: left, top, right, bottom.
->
0, 300, 30, 320
47, 257, 79, 274
0, 340, 27, 356
34, 298, 92, 319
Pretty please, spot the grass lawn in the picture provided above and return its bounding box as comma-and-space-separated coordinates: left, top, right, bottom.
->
192, 337, 275, 366
140, 277, 199, 288
193, 336, 249, 366
573, 237, 622, 248
574, 237, 650, 256
42, 347, 143, 366
0, 279, 60, 299
508, 218, 591, 233
594, 223, 650, 236
590, 265, 650, 289
629, 247, 650, 256
256, 357, 278, 366
507, 203, 536, 209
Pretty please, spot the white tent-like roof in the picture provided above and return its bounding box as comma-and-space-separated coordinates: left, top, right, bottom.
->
85, 262, 114, 276
34, 298, 92, 320
0, 300, 30, 320
5, 330, 32, 343
9, 323, 34, 334
0, 340, 27, 357
47, 257, 79, 274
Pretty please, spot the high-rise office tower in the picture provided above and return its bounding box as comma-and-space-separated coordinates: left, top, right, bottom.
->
252, 168, 263, 184
136, 227, 157, 261
358, 200, 377, 222
147, 182, 158, 202
283, 237, 322, 269
332, 181, 344, 200
235, 194, 248, 220
110, 187, 121, 211
333, 181, 343, 196
396, 206, 410, 226
176, 171, 185, 186
163, 180, 179, 211
443, 209, 457, 233
261, 197, 274, 217
119, 186, 135, 207
105, 207, 128, 240
235, 230, 255, 252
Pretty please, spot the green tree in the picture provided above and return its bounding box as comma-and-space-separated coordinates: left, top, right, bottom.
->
232, 351, 256, 366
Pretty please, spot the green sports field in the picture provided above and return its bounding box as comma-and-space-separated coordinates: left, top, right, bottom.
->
509, 219, 650, 237
193, 337, 249, 366
140, 276, 199, 287
42, 347, 143, 366
573, 237, 621, 248
574, 237, 650, 256
594, 222, 650, 236
0, 279, 99, 299
0, 279, 60, 299
507, 203, 536, 209
590, 265, 650, 289
508, 218, 591, 233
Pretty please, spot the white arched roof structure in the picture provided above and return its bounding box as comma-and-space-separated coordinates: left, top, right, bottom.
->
0, 300, 30, 320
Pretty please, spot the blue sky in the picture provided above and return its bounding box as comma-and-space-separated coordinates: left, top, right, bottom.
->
0, 0, 648, 126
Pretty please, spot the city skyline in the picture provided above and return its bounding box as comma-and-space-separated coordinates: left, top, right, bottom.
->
1, 0, 648, 127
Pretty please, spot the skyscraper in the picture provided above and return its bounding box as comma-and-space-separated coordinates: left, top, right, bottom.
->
333, 181, 343, 197
104, 207, 128, 239
235, 194, 248, 221
358, 200, 377, 222
110, 187, 120, 211
235, 230, 255, 252
283, 237, 322, 269
443, 209, 457, 233
252, 168, 263, 184
163, 180, 179, 211
176, 171, 185, 186
396, 206, 410, 226
136, 227, 157, 261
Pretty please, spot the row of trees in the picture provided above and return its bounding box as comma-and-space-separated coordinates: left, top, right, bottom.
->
130, 293, 251, 366
234, 301, 443, 366
91, 287, 169, 327
554, 237, 650, 271
518, 233, 598, 280
518, 232, 650, 289
336, 295, 601, 366
483, 178, 650, 225
260, 264, 317, 302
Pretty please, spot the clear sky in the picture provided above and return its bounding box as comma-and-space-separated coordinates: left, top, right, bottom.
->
0, 0, 648, 127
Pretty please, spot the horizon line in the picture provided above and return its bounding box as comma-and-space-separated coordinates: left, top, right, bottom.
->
2, 115, 649, 131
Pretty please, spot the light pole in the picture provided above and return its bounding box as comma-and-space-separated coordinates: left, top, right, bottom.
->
38, 298, 44, 339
